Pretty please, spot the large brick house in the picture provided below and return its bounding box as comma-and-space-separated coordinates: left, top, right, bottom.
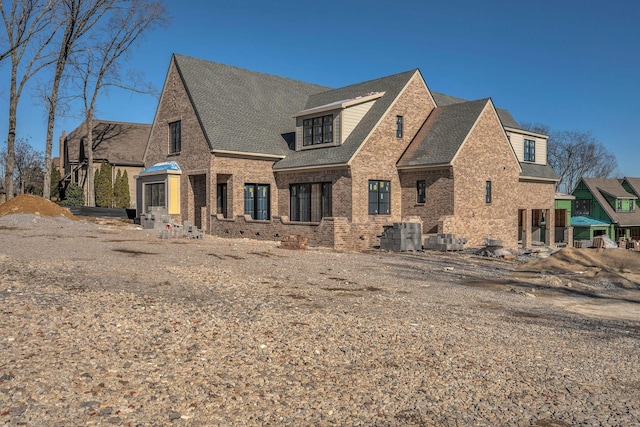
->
142, 54, 558, 249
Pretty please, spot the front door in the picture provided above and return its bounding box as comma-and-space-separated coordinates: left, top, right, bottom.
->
190, 174, 207, 230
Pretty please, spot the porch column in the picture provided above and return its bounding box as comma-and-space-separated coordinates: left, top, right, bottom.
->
546, 208, 555, 247
522, 209, 532, 249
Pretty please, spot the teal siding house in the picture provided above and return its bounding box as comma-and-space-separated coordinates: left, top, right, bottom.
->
571, 177, 640, 241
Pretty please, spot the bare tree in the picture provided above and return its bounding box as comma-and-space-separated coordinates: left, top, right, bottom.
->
0, 137, 44, 195
0, 0, 53, 63
72, 0, 166, 206
41, 0, 112, 200
549, 130, 618, 193
1, 0, 56, 200
521, 123, 619, 193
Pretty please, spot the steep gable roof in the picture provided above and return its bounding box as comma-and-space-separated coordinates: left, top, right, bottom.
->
580, 178, 640, 227
274, 69, 419, 170
66, 120, 150, 166
173, 54, 328, 157
622, 177, 640, 197
397, 98, 489, 168
432, 92, 520, 128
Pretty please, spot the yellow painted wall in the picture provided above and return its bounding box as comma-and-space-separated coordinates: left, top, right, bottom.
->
168, 175, 181, 215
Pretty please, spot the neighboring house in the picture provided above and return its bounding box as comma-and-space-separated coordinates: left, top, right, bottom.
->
60, 120, 151, 207
571, 177, 640, 241
553, 192, 575, 245
141, 54, 558, 250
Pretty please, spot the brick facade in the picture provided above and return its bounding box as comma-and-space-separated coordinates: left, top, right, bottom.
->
448, 103, 523, 248
144, 57, 556, 251
400, 168, 454, 233
145, 61, 213, 226
350, 73, 435, 223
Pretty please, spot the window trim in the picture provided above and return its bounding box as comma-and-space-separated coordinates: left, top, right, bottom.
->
169, 120, 181, 154
368, 180, 391, 215
524, 138, 535, 162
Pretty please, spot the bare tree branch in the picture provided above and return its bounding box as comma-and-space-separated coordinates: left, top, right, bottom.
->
2, 0, 58, 200
41, 0, 116, 200
69, 0, 167, 206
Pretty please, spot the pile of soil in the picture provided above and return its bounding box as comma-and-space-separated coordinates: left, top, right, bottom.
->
0, 194, 77, 220
519, 247, 640, 287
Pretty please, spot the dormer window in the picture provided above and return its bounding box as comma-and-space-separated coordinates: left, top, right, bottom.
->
303, 115, 333, 146
524, 139, 535, 162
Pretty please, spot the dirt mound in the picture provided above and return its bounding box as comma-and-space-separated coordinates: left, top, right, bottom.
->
0, 194, 77, 220
519, 247, 640, 287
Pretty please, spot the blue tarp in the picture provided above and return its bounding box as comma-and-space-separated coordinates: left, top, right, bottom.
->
140, 161, 181, 175
571, 215, 610, 227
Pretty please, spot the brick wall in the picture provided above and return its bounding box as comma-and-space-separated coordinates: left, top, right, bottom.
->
210, 214, 336, 247
145, 58, 215, 225
275, 168, 352, 218
348, 72, 436, 246
400, 168, 454, 233
211, 156, 278, 221
449, 101, 522, 248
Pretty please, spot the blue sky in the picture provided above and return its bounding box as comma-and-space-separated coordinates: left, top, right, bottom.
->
1, 0, 638, 177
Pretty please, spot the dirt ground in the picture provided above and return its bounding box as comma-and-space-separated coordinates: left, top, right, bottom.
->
1, 196, 639, 425
0, 194, 77, 220
2, 194, 639, 323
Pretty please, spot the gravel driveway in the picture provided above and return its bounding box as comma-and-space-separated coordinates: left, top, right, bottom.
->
1, 215, 639, 426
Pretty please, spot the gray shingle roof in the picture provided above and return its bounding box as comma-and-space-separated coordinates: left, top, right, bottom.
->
273, 70, 418, 170
432, 92, 520, 128
580, 178, 640, 227
173, 54, 328, 157
623, 177, 640, 197
520, 163, 559, 181
397, 98, 489, 168
66, 120, 150, 166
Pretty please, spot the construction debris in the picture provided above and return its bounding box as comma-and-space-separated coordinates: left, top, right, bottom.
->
380, 222, 422, 251
423, 234, 466, 252
280, 235, 308, 250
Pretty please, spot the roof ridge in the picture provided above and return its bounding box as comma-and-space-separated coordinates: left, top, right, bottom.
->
173, 53, 329, 91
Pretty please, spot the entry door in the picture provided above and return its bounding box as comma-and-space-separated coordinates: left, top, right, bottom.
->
190, 174, 207, 230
